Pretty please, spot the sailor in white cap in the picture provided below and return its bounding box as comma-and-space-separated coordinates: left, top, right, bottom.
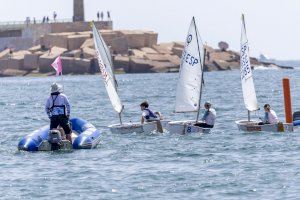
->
45, 83, 72, 143
195, 101, 216, 128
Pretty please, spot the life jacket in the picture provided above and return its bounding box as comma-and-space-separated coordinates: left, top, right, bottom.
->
49, 92, 66, 117
144, 108, 158, 121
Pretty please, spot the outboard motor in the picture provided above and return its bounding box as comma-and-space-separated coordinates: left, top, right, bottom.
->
48, 129, 62, 150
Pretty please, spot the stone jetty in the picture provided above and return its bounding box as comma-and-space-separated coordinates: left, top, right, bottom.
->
0, 29, 290, 77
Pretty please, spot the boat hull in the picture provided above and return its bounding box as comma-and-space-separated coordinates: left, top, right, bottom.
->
18, 118, 101, 151
235, 120, 294, 132
166, 120, 211, 134
108, 120, 169, 134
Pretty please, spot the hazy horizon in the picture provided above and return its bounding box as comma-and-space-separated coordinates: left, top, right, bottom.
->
0, 0, 299, 60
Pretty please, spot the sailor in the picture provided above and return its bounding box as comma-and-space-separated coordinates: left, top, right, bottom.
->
140, 101, 162, 124
195, 101, 216, 128
261, 104, 279, 124
45, 83, 72, 143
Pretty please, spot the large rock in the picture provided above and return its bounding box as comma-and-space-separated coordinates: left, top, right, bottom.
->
0, 49, 10, 59
149, 61, 178, 73
172, 47, 183, 57
24, 54, 40, 70
140, 47, 157, 54
128, 57, 153, 73
116, 30, 147, 49
39, 46, 67, 73
165, 54, 180, 66
144, 31, 158, 47
43, 33, 70, 49
28, 45, 41, 54
113, 55, 129, 71
111, 36, 128, 54
0, 69, 27, 77
153, 43, 174, 54
0, 58, 24, 70
72, 58, 91, 74
82, 47, 95, 58
67, 34, 90, 50
100, 30, 118, 46
60, 57, 91, 74
173, 42, 184, 49
212, 60, 230, 70
144, 54, 169, 62
62, 49, 81, 58
81, 38, 94, 49
128, 49, 145, 58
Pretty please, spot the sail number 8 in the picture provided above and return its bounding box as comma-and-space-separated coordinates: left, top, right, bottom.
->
240, 43, 251, 80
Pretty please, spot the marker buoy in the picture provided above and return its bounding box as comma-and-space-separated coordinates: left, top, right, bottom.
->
282, 78, 292, 123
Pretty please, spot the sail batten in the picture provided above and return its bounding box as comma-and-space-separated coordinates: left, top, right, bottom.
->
92, 22, 123, 114
175, 17, 204, 113
240, 14, 259, 112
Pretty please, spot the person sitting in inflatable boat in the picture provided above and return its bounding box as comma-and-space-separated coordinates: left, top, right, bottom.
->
45, 83, 72, 143
258, 104, 279, 125
195, 101, 216, 128
140, 101, 163, 124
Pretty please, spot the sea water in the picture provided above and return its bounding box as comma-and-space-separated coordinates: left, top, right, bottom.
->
1, 69, 300, 199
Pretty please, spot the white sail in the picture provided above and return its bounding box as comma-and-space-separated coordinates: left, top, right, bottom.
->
240, 14, 259, 111
92, 22, 123, 113
175, 17, 204, 112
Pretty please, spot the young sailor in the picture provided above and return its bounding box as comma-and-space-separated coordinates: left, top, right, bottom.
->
140, 101, 162, 124
261, 104, 279, 124
45, 83, 72, 143
195, 101, 216, 128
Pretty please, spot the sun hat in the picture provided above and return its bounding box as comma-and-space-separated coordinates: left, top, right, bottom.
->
51, 83, 62, 93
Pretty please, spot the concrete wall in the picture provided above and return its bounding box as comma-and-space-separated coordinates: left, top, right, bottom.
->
0, 21, 112, 51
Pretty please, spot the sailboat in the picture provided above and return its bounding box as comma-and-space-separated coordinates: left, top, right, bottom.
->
91, 22, 165, 134
166, 17, 211, 134
235, 14, 293, 132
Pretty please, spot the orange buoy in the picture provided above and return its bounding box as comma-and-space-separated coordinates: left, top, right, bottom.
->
282, 78, 293, 123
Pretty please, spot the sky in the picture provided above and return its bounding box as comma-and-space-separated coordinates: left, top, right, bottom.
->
0, 0, 299, 60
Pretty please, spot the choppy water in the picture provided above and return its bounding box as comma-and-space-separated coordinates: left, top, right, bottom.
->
1, 69, 300, 200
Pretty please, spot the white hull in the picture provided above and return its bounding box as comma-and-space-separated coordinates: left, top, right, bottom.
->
109, 120, 169, 134
236, 120, 294, 132
167, 120, 211, 134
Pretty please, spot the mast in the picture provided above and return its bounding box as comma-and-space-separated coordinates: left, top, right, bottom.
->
193, 17, 205, 123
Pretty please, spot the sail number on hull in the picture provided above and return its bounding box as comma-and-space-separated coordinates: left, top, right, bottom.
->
240, 42, 251, 80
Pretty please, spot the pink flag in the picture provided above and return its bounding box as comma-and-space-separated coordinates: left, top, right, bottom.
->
51, 56, 62, 76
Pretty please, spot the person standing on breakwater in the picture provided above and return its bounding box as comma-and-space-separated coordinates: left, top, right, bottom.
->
195, 101, 216, 128
101, 11, 104, 21
259, 104, 279, 125
107, 11, 111, 21
97, 11, 100, 21
53, 11, 57, 22
45, 83, 72, 143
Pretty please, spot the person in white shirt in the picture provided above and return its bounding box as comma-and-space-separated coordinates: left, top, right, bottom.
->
195, 101, 216, 128
45, 83, 72, 143
261, 104, 279, 124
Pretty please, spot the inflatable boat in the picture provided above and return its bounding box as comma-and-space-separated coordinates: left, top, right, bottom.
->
18, 118, 101, 151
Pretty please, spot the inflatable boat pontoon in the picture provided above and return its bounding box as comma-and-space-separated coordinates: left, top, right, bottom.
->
18, 118, 101, 151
